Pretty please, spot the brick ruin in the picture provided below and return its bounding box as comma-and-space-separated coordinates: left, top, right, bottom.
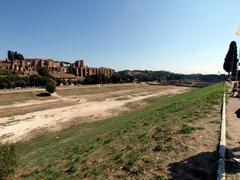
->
0, 58, 114, 80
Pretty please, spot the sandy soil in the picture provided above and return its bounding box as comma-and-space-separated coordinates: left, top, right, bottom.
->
0, 86, 190, 142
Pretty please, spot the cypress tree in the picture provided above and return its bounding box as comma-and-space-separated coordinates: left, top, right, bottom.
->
223, 41, 238, 76
7, 51, 14, 61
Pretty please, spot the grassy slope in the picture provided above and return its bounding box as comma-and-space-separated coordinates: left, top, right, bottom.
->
13, 83, 223, 179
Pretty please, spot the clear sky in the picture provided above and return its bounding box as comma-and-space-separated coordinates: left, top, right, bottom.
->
0, 0, 239, 74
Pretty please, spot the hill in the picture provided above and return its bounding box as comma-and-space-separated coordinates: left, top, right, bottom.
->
119, 70, 224, 83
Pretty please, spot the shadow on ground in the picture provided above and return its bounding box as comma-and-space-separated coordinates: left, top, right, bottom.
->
168, 151, 218, 180
227, 94, 240, 99
36, 92, 50, 97
225, 147, 240, 175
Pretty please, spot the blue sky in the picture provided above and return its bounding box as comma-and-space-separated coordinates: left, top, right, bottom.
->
0, 0, 239, 74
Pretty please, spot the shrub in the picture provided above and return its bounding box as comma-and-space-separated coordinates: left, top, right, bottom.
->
46, 79, 57, 93
16, 80, 27, 88
179, 124, 196, 134
30, 75, 49, 87
179, 124, 204, 134
0, 143, 17, 179
67, 79, 73, 85
62, 79, 67, 86
56, 78, 64, 86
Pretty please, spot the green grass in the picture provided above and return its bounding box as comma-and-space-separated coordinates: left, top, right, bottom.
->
12, 83, 224, 179
179, 124, 204, 134
226, 131, 232, 140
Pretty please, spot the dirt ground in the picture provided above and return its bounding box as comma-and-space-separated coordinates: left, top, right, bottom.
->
0, 84, 190, 143
225, 83, 240, 179
166, 114, 220, 179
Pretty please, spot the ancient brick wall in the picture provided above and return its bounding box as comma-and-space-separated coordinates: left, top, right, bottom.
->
0, 59, 114, 78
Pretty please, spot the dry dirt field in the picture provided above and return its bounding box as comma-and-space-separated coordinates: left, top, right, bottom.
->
0, 84, 190, 142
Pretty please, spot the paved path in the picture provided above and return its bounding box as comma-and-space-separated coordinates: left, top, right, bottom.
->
226, 84, 240, 179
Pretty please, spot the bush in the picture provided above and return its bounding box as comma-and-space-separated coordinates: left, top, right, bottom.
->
83, 74, 108, 85
67, 79, 73, 85
179, 124, 204, 135
62, 79, 67, 86
56, 78, 64, 86
0, 143, 17, 179
16, 80, 27, 88
0, 74, 58, 89
46, 79, 57, 93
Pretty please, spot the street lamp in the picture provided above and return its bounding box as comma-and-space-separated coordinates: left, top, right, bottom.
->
236, 62, 240, 81
235, 27, 240, 81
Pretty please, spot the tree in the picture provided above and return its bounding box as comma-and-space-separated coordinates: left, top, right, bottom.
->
46, 79, 57, 94
99, 74, 107, 84
7, 50, 24, 61
223, 41, 238, 76
37, 67, 49, 77
62, 79, 67, 86
16, 80, 27, 88
7, 51, 14, 61
15, 53, 24, 60
83, 75, 98, 84
14, 51, 24, 60
110, 73, 121, 83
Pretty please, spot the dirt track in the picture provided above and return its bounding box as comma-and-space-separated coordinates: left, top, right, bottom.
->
0, 85, 190, 142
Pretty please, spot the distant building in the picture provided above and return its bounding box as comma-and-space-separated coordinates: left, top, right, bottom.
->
0, 59, 114, 81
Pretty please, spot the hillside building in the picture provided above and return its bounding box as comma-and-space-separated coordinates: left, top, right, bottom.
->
0, 59, 114, 81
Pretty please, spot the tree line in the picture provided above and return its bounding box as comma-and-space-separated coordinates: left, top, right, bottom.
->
0, 68, 224, 90
0, 67, 58, 93
118, 70, 224, 82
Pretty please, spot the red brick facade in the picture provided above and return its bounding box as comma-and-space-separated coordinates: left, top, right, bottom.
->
0, 59, 114, 80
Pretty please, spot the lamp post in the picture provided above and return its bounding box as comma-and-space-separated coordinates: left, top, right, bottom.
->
235, 62, 240, 82
230, 45, 235, 81
235, 27, 240, 82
